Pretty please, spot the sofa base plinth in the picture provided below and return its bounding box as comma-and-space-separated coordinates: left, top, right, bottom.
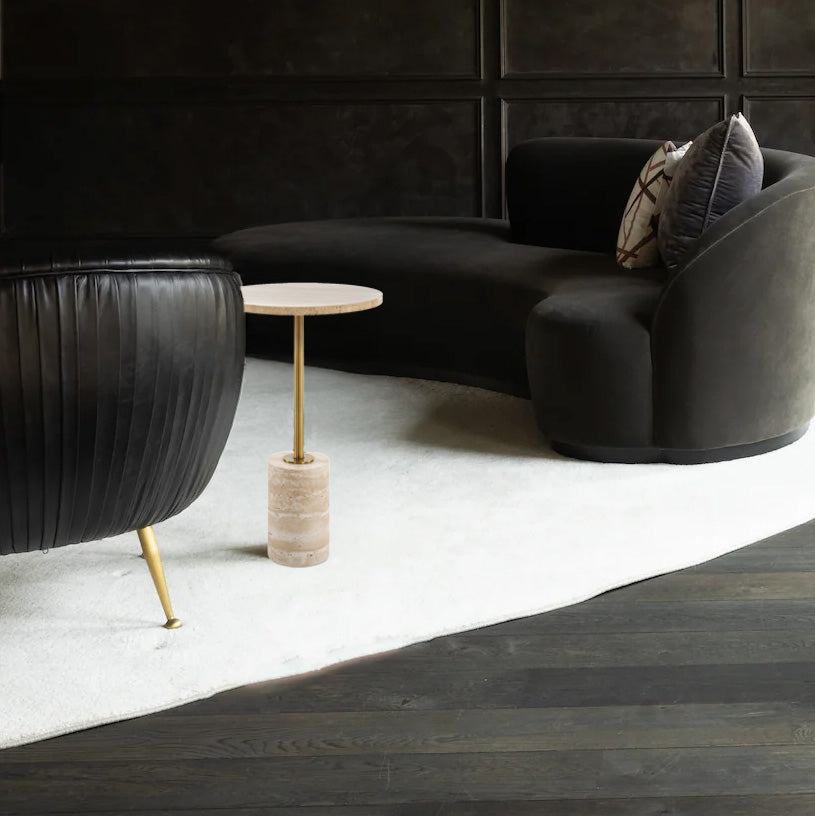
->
551, 425, 809, 464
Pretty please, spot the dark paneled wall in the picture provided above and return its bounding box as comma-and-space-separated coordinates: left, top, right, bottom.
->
2, 0, 815, 240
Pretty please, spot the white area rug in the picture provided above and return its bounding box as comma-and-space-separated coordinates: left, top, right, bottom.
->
2, 358, 815, 749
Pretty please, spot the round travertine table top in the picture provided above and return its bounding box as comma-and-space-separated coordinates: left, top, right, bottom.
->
241, 282, 383, 316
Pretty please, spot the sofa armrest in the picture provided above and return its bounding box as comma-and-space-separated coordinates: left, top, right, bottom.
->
651, 163, 815, 449
505, 137, 661, 253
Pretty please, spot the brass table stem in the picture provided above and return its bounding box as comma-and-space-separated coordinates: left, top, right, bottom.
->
285, 314, 313, 465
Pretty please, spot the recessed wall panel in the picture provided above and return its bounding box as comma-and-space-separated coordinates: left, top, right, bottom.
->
506, 98, 724, 152
503, 0, 722, 77
3, 101, 480, 237
744, 98, 815, 154
3, 0, 480, 79
4, 1, 815, 237
744, 0, 815, 76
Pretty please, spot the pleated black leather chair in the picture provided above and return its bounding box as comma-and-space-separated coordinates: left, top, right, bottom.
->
0, 243, 245, 628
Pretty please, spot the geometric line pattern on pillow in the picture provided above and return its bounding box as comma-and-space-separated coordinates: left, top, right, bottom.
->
616, 140, 690, 269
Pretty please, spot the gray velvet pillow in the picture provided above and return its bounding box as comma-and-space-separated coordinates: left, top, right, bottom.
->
658, 113, 763, 274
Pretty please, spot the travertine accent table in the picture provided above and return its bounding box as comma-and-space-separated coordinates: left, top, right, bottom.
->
242, 283, 383, 566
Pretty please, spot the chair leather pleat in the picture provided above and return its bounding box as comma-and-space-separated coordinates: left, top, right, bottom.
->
0, 249, 245, 555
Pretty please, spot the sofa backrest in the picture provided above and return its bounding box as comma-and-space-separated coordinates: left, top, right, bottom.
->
505, 137, 662, 253
761, 147, 811, 188
505, 137, 814, 256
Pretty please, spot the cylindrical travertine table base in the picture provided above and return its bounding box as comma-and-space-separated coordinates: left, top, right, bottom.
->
268, 451, 329, 566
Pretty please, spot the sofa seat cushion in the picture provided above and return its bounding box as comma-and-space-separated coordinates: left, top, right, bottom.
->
215, 217, 665, 396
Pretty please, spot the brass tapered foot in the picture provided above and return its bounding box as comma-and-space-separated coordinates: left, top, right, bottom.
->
137, 526, 182, 630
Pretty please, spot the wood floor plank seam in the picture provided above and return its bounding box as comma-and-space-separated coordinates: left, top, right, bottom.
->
8, 805, 815, 816
5, 520, 815, 812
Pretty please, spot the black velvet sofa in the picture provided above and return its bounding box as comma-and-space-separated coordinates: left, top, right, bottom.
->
215, 137, 815, 463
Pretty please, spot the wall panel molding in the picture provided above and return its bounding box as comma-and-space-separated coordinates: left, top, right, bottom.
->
742, 0, 815, 78
504, 97, 726, 157
3, 98, 482, 237
3, 0, 482, 81
2, 0, 815, 239
743, 96, 815, 154
501, 0, 724, 79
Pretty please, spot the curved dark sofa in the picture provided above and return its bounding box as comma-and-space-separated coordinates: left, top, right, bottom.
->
0, 242, 245, 624
215, 137, 815, 463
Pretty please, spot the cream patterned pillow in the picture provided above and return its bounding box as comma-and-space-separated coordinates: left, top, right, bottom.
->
616, 140, 691, 269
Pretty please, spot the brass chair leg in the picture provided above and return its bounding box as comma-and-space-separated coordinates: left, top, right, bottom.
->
137, 526, 182, 629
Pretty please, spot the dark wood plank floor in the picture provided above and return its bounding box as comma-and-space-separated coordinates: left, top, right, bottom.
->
3, 520, 815, 815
